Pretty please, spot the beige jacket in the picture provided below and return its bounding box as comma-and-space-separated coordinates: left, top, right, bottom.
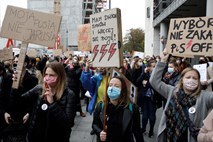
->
198, 110, 213, 142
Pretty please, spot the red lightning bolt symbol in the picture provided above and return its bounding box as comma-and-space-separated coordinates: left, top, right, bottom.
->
186, 39, 193, 49
99, 45, 107, 62
92, 45, 99, 61
108, 43, 117, 61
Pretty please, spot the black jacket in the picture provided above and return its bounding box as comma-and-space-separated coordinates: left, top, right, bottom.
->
92, 102, 144, 142
22, 85, 76, 142
136, 71, 162, 108
7, 71, 38, 121
65, 65, 82, 95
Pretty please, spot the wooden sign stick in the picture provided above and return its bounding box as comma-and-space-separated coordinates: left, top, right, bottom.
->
12, 42, 29, 89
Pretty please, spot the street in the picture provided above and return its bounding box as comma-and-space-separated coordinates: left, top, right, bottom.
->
70, 101, 163, 142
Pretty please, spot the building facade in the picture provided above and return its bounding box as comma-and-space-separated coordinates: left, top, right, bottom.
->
27, 0, 106, 51
145, 0, 213, 56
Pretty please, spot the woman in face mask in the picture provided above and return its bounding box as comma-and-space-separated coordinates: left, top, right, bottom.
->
21, 62, 76, 142
92, 76, 144, 142
149, 50, 213, 142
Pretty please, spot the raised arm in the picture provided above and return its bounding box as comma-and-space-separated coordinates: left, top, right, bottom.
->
150, 52, 174, 99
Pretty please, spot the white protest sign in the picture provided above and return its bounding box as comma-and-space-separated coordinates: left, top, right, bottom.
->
166, 17, 213, 56
133, 51, 145, 59
208, 62, 213, 67
110, 68, 138, 103
0, 5, 62, 47
90, 8, 123, 67
193, 63, 207, 82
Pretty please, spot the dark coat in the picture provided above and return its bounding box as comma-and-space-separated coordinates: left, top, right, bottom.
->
6, 71, 38, 122
136, 71, 162, 108
0, 72, 13, 117
23, 85, 76, 142
0, 72, 12, 137
65, 65, 82, 95
92, 102, 144, 142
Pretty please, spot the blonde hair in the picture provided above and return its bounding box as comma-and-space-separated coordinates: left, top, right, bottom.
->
177, 67, 201, 96
42, 62, 66, 100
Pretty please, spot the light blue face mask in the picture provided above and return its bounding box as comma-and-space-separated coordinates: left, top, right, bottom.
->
107, 86, 121, 100
167, 67, 174, 74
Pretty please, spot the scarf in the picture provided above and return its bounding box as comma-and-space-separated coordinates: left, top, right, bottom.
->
165, 89, 198, 142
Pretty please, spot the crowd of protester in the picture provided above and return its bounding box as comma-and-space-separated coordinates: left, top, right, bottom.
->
0, 51, 213, 142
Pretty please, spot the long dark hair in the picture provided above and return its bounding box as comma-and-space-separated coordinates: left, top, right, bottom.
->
110, 76, 130, 107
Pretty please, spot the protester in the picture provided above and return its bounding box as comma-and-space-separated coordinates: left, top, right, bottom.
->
92, 76, 144, 142
0, 63, 13, 139
80, 60, 109, 114
129, 57, 143, 86
162, 60, 180, 108
197, 109, 213, 142
27, 57, 37, 77
22, 61, 76, 142
4, 55, 38, 142
65, 55, 86, 117
136, 60, 162, 138
198, 56, 213, 91
150, 50, 213, 142
163, 61, 180, 86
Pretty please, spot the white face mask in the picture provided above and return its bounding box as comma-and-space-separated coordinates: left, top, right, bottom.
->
183, 78, 198, 91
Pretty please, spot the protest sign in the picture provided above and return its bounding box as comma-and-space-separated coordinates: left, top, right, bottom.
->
78, 24, 91, 51
27, 49, 37, 57
208, 62, 213, 67
0, 5, 62, 47
166, 17, 213, 56
52, 49, 62, 57
110, 68, 138, 103
64, 51, 73, 58
0, 6, 62, 88
0, 47, 13, 61
193, 63, 207, 81
90, 8, 123, 67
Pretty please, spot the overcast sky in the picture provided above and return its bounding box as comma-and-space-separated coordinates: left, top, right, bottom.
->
0, 0, 145, 35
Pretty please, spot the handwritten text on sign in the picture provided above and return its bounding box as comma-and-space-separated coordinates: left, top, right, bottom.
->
0, 5, 62, 47
90, 8, 123, 67
166, 17, 213, 56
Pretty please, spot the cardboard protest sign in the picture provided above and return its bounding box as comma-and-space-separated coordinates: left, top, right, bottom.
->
12, 42, 29, 88
110, 68, 138, 104
78, 24, 91, 51
90, 8, 123, 67
0, 5, 62, 47
64, 51, 73, 58
52, 49, 62, 57
0, 6, 62, 89
0, 47, 13, 61
166, 17, 213, 56
193, 63, 207, 81
27, 49, 37, 57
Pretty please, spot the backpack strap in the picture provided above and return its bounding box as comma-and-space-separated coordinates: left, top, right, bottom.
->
128, 103, 133, 112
